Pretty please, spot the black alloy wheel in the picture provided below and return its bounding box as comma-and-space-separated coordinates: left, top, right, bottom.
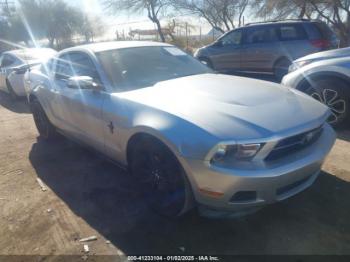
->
30, 99, 57, 140
130, 137, 189, 217
304, 78, 349, 127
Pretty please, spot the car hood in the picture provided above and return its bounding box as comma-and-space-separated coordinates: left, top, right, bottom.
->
118, 74, 329, 140
296, 47, 350, 63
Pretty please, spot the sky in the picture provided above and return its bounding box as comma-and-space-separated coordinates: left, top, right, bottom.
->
70, 0, 213, 39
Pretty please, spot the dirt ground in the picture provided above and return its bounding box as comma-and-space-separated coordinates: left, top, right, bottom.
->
0, 90, 350, 258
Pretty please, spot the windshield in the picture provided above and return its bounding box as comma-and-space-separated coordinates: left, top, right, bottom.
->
96, 46, 212, 91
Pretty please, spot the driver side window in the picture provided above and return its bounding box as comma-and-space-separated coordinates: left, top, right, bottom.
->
68, 52, 101, 82
55, 52, 100, 83
221, 30, 242, 46
55, 54, 73, 80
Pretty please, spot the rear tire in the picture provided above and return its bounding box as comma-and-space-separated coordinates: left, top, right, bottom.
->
129, 136, 192, 217
303, 78, 349, 127
274, 58, 291, 82
6, 79, 18, 100
30, 99, 57, 140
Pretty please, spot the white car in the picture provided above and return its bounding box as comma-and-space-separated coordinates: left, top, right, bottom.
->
282, 47, 350, 127
0, 48, 56, 99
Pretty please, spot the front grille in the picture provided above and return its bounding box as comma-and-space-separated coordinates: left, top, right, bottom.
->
266, 126, 323, 161
276, 175, 312, 196
230, 191, 257, 203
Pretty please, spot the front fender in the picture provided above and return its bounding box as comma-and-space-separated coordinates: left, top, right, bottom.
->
284, 63, 350, 91
106, 98, 219, 165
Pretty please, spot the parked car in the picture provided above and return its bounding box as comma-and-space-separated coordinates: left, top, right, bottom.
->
194, 19, 338, 80
28, 41, 336, 218
24, 59, 55, 96
0, 48, 57, 99
282, 47, 350, 127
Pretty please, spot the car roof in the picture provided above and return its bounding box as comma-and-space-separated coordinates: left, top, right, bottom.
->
62, 41, 173, 54
244, 19, 320, 27
3, 48, 56, 57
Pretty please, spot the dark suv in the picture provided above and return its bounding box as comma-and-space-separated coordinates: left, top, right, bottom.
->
194, 19, 338, 80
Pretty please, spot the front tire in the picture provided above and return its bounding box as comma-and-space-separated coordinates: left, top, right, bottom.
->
30, 99, 57, 140
129, 136, 191, 217
303, 78, 349, 127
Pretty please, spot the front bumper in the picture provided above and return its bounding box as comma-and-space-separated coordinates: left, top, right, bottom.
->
179, 124, 336, 217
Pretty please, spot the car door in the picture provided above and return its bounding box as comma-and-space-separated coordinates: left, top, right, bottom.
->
48, 53, 75, 130
209, 29, 243, 71
55, 52, 106, 152
240, 25, 281, 73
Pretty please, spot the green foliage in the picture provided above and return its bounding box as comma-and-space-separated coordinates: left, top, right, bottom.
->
102, 0, 169, 42
0, 0, 106, 48
17, 0, 84, 47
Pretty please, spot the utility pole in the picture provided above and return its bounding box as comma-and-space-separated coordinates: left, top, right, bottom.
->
185, 22, 188, 49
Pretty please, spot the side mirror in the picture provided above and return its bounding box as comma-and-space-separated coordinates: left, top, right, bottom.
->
67, 76, 101, 91
14, 65, 29, 75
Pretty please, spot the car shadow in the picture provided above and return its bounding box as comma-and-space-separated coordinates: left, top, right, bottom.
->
337, 128, 350, 142
0, 91, 31, 114
29, 137, 350, 255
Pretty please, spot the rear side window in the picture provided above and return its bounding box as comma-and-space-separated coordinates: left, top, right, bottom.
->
55, 54, 73, 79
245, 26, 278, 44
313, 22, 337, 40
68, 53, 100, 81
278, 24, 307, 41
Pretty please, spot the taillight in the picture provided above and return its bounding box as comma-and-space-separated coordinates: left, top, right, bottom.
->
310, 39, 331, 49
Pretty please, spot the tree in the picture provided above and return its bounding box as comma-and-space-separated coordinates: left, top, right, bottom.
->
0, 14, 31, 48
17, 0, 99, 48
252, 0, 314, 20
172, 0, 250, 33
253, 0, 350, 46
102, 0, 170, 42
7, 15, 31, 44
308, 0, 350, 46
81, 15, 106, 43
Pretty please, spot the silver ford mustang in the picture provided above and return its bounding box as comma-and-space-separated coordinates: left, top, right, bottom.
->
28, 41, 336, 218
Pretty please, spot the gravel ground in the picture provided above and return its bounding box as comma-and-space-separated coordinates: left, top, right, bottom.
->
0, 91, 349, 257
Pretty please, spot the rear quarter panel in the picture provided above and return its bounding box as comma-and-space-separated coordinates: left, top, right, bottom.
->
8, 73, 26, 96
28, 69, 59, 126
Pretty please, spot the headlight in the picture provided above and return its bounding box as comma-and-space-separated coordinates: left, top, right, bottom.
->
211, 143, 263, 164
289, 60, 313, 72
